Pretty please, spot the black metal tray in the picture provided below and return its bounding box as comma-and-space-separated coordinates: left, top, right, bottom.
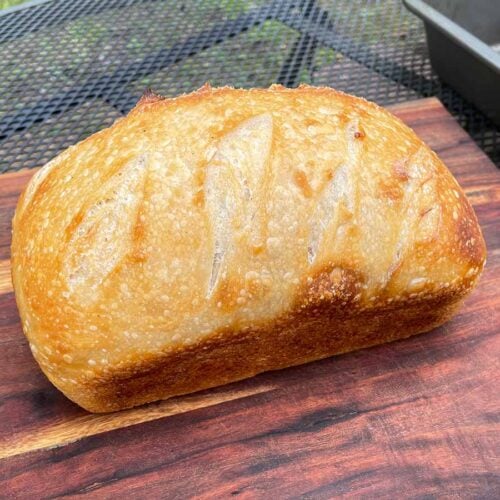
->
404, 0, 500, 126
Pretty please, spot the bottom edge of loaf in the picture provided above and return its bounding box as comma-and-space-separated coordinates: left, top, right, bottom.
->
52, 292, 465, 413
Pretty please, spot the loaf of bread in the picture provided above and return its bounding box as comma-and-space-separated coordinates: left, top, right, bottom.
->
11, 85, 486, 412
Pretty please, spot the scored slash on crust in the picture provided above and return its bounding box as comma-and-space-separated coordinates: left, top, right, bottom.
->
381, 146, 440, 290
64, 154, 149, 304
205, 113, 273, 298
307, 119, 361, 264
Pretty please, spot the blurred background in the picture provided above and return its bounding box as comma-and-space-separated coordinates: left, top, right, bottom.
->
0, 0, 498, 173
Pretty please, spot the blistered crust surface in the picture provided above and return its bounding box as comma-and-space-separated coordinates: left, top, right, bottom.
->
11, 85, 486, 410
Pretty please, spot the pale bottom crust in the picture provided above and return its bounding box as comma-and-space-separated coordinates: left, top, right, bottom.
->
60, 295, 464, 412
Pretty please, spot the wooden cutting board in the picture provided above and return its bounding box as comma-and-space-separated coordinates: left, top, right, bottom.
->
0, 98, 498, 497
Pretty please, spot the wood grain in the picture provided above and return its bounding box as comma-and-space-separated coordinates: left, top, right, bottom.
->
0, 383, 275, 460
0, 259, 11, 295
0, 98, 498, 498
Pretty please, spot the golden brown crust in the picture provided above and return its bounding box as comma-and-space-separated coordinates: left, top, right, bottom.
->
11, 85, 486, 412
79, 289, 464, 412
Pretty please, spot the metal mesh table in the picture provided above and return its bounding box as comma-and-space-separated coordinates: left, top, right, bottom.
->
1, 0, 498, 174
